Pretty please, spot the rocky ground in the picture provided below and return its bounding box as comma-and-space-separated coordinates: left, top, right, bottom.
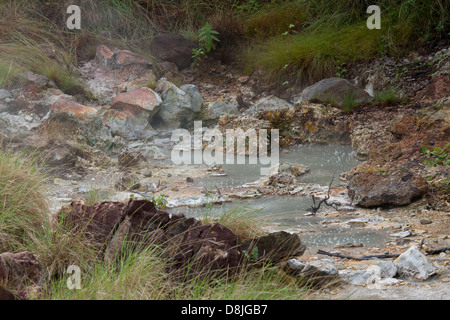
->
0, 36, 449, 300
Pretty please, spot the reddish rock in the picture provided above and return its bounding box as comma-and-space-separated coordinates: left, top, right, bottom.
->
115, 50, 149, 66
242, 231, 306, 264
0, 285, 16, 300
0, 252, 41, 288
65, 200, 127, 244
96, 45, 151, 69
51, 97, 97, 119
111, 87, 162, 117
171, 223, 243, 279
347, 169, 429, 208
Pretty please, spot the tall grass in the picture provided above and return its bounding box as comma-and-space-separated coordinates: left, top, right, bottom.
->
45, 240, 308, 300
0, 147, 48, 252
241, 0, 449, 85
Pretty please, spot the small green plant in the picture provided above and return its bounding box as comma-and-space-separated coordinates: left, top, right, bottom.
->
192, 22, 220, 66
146, 194, 168, 210
341, 91, 358, 113
374, 87, 403, 105
335, 60, 347, 78
422, 143, 450, 167
281, 24, 295, 36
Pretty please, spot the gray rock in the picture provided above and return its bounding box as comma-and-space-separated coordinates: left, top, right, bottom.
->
180, 84, 203, 113
0, 89, 12, 100
341, 269, 373, 285
246, 95, 293, 114
300, 77, 373, 108
0, 112, 42, 138
394, 245, 436, 280
206, 101, 239, 120
154, 78, 202, 128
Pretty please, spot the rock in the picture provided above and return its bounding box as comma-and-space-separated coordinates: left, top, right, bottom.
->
13, 72, 56, 90
38, 97, 114, 151
242, 231, 306, 264
0, 112, 42, 139
154, 78, 202, 128
394, 245, 436, 280
205, 101, 239, 120
63, 200, 127, 244
340, 269, 373, 285
246, 95, 293, 114
300, 77, 373, 108
0, 252, 41, 289
0, 89, 12, 100
376, 260, 398, 279
111, 87, 162, 118
171, 223, 243, 279
51, 97, 98, 119
102, 109, 156, 140
150, 34, 197, 70
420, 218, 432, 225
347, 170, 429, 208
269, 172, 296, 187
0, 285, 16, 300
283, 258, 339, 287
96, 44, 151, 69
102, 86, 161, 140
179, 84, 203, 113
279, 163, 310, 177
258, 102, 350, 145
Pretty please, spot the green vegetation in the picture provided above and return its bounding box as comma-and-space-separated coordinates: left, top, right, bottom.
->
374, 87, 404, 105
241, 0, 448, 84
1, 0, 447, 89
422, 143, 450, 167
0, 148, 48, 253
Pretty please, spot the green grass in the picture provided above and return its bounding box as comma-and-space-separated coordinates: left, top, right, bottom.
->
0, 147, 48, 252
45, 240, 308, 300
240, 0, 449, 85
373, 87, 405, 105
244, 22, 383, 84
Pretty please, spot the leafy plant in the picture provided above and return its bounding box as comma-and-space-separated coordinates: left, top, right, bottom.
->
146, 194, 168, 210
192, 22, 220, 66
422, 143, 450, 167
335, 60, 347, 78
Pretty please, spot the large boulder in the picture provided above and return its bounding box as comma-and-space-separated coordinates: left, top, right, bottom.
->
103, 87, 162, 139
300, 77, 373, 108
242, 231, 306, 264
170, 223, 243, 279
347, 168, 429, 208
38, 97, 114, 150
150, 34, 197, 70
154, 78, 202, 128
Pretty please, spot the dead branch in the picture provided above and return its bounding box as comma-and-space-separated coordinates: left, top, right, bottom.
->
308, 173, 335, 214
317, 249, 400, 260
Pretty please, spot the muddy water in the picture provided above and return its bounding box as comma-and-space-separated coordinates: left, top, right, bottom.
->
164, 144, 390, 249
191, 144, 360, 188
167, 196, 389, 249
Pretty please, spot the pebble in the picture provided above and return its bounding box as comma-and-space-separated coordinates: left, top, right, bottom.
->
420, 218, 432, 225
